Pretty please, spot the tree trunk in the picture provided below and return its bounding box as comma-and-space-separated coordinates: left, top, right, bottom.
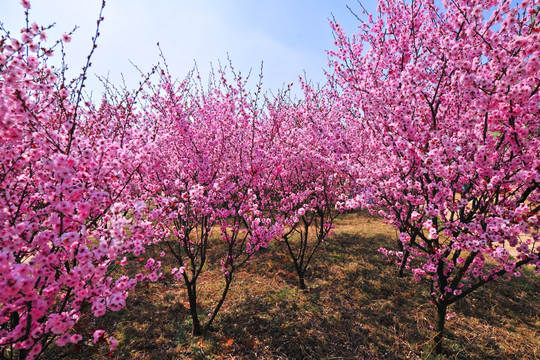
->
186, 283, 202, 336
434, 302, 447, 355
204, 275, 233, 333
298, 273, 307, 290
398, 250, 410, 277
18, 349, 28, 360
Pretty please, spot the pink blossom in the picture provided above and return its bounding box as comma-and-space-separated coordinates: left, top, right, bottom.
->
109, 336, 118, 352
93, 330, 105, 343
55, 333, 71, 346
70, 334, 83, 344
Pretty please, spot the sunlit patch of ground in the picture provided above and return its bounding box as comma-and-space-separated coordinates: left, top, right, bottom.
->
58, 211, 539, 360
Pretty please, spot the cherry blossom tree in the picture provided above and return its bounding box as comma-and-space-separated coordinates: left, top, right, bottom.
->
0, 3, 153, 358
330, 0, 540, 354
264, 84, 349, 289
140, 66, 281, 335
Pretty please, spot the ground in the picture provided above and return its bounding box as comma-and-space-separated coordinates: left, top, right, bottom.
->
60, 212, 539, 360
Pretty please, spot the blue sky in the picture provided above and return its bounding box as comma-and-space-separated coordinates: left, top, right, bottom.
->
0, 0, 377, 96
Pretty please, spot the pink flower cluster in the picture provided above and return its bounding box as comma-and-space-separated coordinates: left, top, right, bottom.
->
0, 9, 153, 357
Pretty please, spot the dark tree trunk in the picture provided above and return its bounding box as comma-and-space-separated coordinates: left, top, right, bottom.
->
204, 275, 233, 333
434, 302, 448, 355
398, 250, 410, 277
18, 349, 28, 360
298, 273, 307, 290
186, 282, 202, 336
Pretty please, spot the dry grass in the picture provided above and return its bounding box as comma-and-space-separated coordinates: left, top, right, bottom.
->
54, 212, 539, 360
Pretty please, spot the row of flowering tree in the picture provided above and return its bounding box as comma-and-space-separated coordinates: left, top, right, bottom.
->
329, 0, 540, 354
129, 58, 355, 334
1, 5, 349, 354
2, 0, 539, 358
